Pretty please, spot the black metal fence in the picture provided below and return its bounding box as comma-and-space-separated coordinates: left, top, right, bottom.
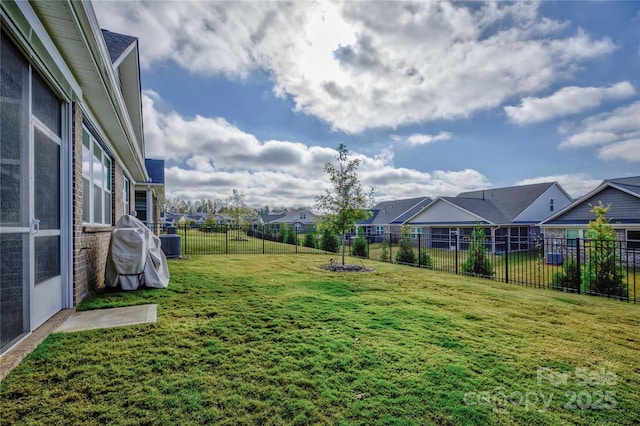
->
149, 223, 638, 303
347, 233, 638, 303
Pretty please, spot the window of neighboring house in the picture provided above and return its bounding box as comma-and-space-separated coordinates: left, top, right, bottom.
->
627, 230, 640, 250
295, 223, 301, 232
82, 128, 112, 225
375, 226, 384, 235
123, 176, 130, 216
135, 191, 147, 223
550, 198, 554, 212
410, 227, 422, 239
565, 229, 586, 248
300, 213, 306, 220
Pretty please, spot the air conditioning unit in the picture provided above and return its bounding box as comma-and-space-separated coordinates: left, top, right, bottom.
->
159, 234, 181, 259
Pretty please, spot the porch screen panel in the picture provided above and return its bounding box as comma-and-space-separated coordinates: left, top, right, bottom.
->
32, 71, 61, 137
0, 234, 27, 350
34, 129, 60, 230
0, 31, 29, 226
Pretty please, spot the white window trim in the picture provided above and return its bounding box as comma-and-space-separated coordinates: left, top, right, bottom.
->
82, 127, 112, 225
123, 176, 130, 216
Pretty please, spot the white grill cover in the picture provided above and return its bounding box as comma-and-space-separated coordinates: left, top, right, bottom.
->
105, 215, 170, 290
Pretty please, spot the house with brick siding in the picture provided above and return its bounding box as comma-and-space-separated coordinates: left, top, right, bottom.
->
0, 1, 163, 354
540, 177, 640, 257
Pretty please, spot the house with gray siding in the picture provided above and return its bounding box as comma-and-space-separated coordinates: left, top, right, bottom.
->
540, 176, 640, 254
360, 197, 431, 240
405, 182, 572, 251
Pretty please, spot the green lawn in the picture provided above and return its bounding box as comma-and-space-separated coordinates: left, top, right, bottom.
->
1, 255, 639, 425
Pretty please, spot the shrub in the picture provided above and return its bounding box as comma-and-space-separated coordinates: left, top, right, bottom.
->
462, 226, 493, 278
419, 251, 433, 269
551, 258, 580, 291
321, 228, 340, 253
303, 232, 317, 249
380, 241, 389, 262
278, 223, 288, 243
351, 236, 368, 257
395, 226, 416, 265
581, 202, 626, 297
286, 230, 298, 245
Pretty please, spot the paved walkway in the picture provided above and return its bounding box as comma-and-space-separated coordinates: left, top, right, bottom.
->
0, 304, 157, 381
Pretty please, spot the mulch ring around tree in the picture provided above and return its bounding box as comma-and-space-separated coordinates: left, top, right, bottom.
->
321, 259, 374, 272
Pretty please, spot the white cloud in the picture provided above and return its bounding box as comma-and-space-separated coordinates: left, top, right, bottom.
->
95, 1, 615, 134
505, 82, 635, 124
391, 131, 452, 146
516, 174, 601, 198
143, 92, 489, 206
559, 101, 640, 161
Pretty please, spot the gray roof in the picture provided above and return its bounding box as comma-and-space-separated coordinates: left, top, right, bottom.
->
366, 197, 430, 225
457, 182, 556, 222
440, 197, 511, 224
101, 29, 137, 64
145, 159, 164, 184
607, 176, 640, 187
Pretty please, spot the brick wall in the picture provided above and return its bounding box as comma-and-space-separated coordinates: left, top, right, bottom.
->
72, 103, 114, 304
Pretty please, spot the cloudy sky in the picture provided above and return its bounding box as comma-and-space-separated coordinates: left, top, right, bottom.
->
94, 1, 640, 208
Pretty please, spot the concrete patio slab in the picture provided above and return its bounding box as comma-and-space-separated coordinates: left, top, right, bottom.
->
56, 304, 157, 333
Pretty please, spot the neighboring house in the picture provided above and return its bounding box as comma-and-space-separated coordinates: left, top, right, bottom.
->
258, 209, 318, 233
540, 176, 640, 257
0, 2, 163, 354
360, 197, 431, 240
405, 182, 572, 251
134, 158, 165, 229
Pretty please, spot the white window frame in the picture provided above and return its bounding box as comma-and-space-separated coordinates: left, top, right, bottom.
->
81, 127, 112, 225
123, 176, 130, 216
410, 227, 423, 239
627, 230, 640, 251
375, 226, 384, 235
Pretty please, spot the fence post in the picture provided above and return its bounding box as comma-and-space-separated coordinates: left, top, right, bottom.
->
183, 223, 188, 256
576, 238, 581, 294
225, 225, 229, 255
418, 234, 422, 267
505, 235, 509, 284
455, 233, 459, 275
367, 236, 370, 260
262, 225, 265, 254
389, 232, 393, 263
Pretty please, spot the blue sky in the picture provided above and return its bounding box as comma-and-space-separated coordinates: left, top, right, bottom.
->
94, 1, 640, 208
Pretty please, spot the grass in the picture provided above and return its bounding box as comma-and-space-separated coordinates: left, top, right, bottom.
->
176, 228, 327, 255
1, 255, 639, 425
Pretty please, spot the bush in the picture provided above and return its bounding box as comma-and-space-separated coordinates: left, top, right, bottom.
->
462, 226, 493, 278
380, 241, 389, 262
303, 232, 317, 249
321, 228, 340, 253
551, 258, 580, 291
395, 226, 416, 265
351, 237, 368, 257
582, 240, 625, 296
419, 251, 433, 269
286, 230, 298, 245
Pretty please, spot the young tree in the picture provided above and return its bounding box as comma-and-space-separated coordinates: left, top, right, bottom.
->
395, 226, 417, 265
316, 144, 374, 265
462, 225, 494, 278
582, 202, 625, 296
226, 189, 256, 240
